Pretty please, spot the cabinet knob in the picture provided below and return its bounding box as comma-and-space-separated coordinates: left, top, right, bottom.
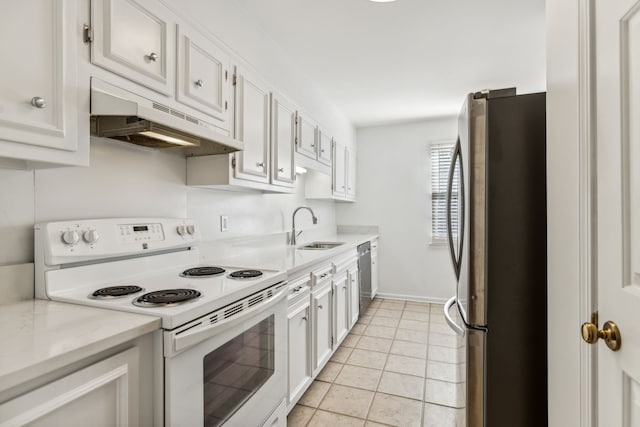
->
321, 149, 325, 153
194, 79, 204, 87
311, 144, 315, 148
256, 162, 265, 168
147, 52, 159, 62
318, 304, 324, 309
278, 168, 284, 172
302, 316, 308, 321
31, 97, 46, 109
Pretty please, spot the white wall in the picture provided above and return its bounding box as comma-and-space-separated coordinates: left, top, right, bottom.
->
336, 117, 458, 302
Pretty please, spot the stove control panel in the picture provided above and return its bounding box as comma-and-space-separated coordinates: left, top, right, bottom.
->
36, 218, 200, 265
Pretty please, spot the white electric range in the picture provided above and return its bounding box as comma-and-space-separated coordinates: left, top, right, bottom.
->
35, 218, 288, 427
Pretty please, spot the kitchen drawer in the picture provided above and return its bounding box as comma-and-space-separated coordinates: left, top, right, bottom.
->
310, 264, 333, 288
288, 274, 311, 308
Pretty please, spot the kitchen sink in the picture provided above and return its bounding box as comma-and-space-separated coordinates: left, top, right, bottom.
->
298, 241, 344, 250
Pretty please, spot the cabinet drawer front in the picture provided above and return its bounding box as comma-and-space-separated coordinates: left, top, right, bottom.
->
92, 0, 175, 95
176, 25, 231, 124
0, 0, 78, 152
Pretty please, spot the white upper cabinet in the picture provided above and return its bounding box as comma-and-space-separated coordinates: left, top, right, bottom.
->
296, 112, 318, 160
91, 0, 175, 95
0, 0, 85, 168
176, 24, 231, 126
271, 92, 296, 188
232, 65, 270, 184
332, 141, 347, 197
317, 128, 333, 166
347, 147, 356, 199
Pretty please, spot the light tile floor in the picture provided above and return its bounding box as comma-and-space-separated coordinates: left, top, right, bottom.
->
288, 298, 466, 427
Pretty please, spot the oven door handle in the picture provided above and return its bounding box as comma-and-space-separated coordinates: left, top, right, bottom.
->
170, 289, 287, 354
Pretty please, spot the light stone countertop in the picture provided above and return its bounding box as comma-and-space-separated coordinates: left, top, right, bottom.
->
0, 300, 160, 394
199, 233, 379, 277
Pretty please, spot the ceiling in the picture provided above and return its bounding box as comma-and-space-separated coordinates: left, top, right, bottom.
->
234, 0, 546, 127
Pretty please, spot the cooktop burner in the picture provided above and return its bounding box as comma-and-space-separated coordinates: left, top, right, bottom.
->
180, 266, 226, 277
228, 269, 263, 279
90, 285, 144, 299
133, 289, 202, 307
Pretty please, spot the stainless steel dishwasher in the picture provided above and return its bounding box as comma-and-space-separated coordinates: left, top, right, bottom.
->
357, 242, 372, 314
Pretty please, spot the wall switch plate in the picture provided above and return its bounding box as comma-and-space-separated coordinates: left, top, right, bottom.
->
220, 215, 228, 232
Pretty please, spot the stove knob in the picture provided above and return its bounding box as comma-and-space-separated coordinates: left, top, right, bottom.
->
61, 230, 80, 245
186, 224, 196, 235
176, 225, 187, 236
83, 229, 100, 244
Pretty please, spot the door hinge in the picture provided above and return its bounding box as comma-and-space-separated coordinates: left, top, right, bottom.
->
225, 101, 228, 111
83, 24, 93, 43
233, 74, 237, 86
225, 70, 228, 81
231, 156, 236, 169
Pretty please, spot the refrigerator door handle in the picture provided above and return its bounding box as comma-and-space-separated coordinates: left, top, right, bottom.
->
444, 296, 465, 336
446, 139, 465, 280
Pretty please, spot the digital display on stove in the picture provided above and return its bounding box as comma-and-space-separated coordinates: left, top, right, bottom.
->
133, 225, 148, 232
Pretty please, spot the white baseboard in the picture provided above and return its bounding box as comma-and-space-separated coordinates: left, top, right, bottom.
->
375, 291, 446, 305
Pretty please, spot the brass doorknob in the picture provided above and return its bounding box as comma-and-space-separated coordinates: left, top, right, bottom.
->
581, 320, 621, 351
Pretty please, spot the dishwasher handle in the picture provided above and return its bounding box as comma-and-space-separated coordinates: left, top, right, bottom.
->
444, 296, 465, 337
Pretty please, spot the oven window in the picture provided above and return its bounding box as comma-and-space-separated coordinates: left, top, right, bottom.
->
203, 314, 275, 426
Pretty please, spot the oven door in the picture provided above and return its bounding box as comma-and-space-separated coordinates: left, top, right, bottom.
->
164, 289, 287, 427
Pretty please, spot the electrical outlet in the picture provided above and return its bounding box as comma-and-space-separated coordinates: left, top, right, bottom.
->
220, 215, 228, 232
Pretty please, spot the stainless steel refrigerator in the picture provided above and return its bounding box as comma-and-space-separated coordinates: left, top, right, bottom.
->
444, 89, 547, 427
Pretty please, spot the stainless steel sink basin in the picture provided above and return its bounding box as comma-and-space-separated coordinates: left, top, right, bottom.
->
298, 241, 344, 250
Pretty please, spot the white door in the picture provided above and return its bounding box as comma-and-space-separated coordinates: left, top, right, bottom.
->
312, 283, 333, 375
333, 271, 349, 346
233, 65, 270, 184
271, 92, 296, 188
91, 0, 175, 95
296, 113, 318, 160
347, 264, 360, 327
287, 300, 311, 405
347, 148, 357, 199
332, 142, 347, 197
176, 24, 231, 125
594, 1, 640, 424
317, 128, 333, 166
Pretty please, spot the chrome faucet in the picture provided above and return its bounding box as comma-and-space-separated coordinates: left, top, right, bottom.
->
290, 206, 318, 245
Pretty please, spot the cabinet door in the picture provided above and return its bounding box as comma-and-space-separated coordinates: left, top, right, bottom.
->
296, 113, 318, 160
271, 93, 296, 187
91, 0, 175, 95
176, 24, 231, 125
347, 148, 357, 199
288, 301, 311, 405
0, 348, 139, 426
333, 272, 349, 346
312, 284, 333, 375
233, 66, 270, 183
0, 0, 78, 155
371, 251, 379, 298
348, 265, 360, 327
332, 142, 347, 197
317, 129, 333, 166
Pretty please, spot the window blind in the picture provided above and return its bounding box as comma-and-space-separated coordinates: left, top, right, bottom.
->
431, 143, 458, 243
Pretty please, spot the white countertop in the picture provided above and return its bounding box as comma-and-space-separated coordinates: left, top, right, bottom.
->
199, 233, 378, 277
0, 300, 160, 394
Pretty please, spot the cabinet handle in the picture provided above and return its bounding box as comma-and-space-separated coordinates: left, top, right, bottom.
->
311, 144, 315, 148
278, 167, 284, 172
320, 273, 328, 278
321, 149, 325, 153
293, 285, 302, 292
342, 186, 345, 189
194, 79, 204, 87
31, 97, 46, 109
318, 304, 324, 309
302, 316, 308, 321
147, 52, 159, 62
256, 162, 265, 168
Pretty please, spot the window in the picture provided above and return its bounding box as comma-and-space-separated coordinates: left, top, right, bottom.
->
430, 142, 458, 244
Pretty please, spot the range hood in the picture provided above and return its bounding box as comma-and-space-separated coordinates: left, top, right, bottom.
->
90, 78, 243, 156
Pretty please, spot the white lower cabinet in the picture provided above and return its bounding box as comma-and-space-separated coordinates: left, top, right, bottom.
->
287, 277, 312, 410
312, 276, 333, 376
332, 271, 349, 347
347, 263, 360, 328
0, 347, 141, 427
371, 239, 379, 298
